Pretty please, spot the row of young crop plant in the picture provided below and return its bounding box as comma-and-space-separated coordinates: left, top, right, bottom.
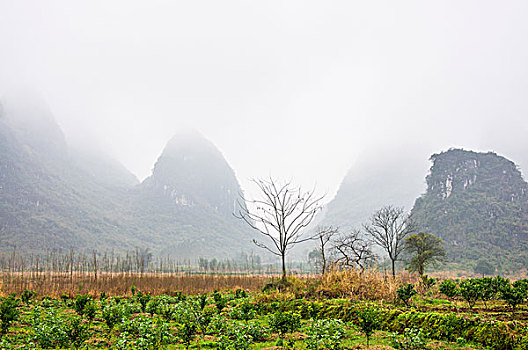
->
436, 276, 528, 310
392, 275, 528, 311
0, 287, 394, 349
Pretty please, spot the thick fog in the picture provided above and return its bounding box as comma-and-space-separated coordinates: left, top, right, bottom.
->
1, 1, 527, 201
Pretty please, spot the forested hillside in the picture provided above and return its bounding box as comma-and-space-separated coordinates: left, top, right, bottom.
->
411, 149, 528, 272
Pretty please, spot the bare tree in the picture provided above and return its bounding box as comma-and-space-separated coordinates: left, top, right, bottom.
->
364, 205, 415, 278
235, 178, 324, 281
332, 229, 376, 271
313, 225, 339, 274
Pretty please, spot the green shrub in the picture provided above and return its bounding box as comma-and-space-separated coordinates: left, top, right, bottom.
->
500, 283, 525, 311
21, 290, 37, 305
439, 279, 458, 300
136, 291, 151, 313
102, 301, 125, 331
459, 279, 480, 309
198, 293, 208, 310
73, 294, 92, 316
83, 301, 98, 322
356, 306, 381, 348
230, 300, 256, 322
476, 277, 496, 308
267, 310, 301, 339
216, 326, 253, 350
213, 290, 227, 313
397, 284, 417, 307
0, 296, 19, 334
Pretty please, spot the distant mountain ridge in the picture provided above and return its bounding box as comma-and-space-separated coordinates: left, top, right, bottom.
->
411, 149, 528, 272
320, 147, 428, 230
0, 93, 254, 258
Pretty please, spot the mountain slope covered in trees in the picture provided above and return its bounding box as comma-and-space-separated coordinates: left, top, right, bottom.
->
0, 94, 254, 258
411, 149, 528, 272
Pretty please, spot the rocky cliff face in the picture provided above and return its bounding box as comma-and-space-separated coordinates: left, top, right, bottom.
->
411, 149, 528, 272
140, 131, 241, 217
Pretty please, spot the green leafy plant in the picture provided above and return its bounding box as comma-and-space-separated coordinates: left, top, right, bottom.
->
21, 290, 37, 305
390, 327, 427, 350
83, 301, 98, 322
397, 284, 417, 307
439, 279, 458, 301
268, 309, 301, 347
476, 277, 495, 308
419, 275, 436, 294
136, 291, 151, 313
73, 294, 92, 316
500, 283, 525, 311
230, 300, 255, 322
306, 318, 346, 350
0, 296, 19, 335
102, 301, 126, 332
356, 306, 380, 348
198, 293, 208, 310
459, 279, 480, 309
213, 290, 227, 313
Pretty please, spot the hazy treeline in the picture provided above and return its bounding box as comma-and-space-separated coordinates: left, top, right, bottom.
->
0, 248, 317, 277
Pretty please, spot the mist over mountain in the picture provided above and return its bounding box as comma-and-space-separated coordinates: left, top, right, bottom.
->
320, 146, 429, 231
411, 149, 528, 272
0, 93, 254, 258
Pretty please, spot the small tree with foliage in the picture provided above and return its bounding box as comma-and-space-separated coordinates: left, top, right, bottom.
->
439, 279, 458, 301
397, 284, 417, 307
474, 259, 495, 277
405, 232, 445, 276
459, 279, 480, 309
356, 306, 381, 348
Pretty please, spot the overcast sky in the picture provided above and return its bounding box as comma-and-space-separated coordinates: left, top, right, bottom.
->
1, 1, 527, 202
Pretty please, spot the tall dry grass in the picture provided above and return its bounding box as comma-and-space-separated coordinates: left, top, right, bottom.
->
0, 272, 271, 298
315, 268, 416, 301
1, 267, 418, 300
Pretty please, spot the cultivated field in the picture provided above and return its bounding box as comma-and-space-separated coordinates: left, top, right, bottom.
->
0, 269, 527, 349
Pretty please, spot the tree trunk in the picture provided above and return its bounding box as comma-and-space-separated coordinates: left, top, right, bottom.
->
321, 249, 326, 275
391, 259, 396, 278
281, 253, 286, 281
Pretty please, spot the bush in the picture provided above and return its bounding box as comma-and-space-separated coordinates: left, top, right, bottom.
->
356, 306, 381, 348
0, 296, 19, 334
102, 301, 126, 331
117, 315, 172, 350
216, 325, 253, 350
83, 301, 98, 322
73, 294, 92, 316
418, 275, 436, 294
230, 300, 256, 322
476, 277, 496, 308
500, 283, 525, 311
439, 279, 458, 300
213, 291, 227, 313
306, 319, 346, 350
459, 279, 480, 309
267, 310, 301, 339
21, 290, 37, 305
136, 291, 151, 313
397, 284, 417, 307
